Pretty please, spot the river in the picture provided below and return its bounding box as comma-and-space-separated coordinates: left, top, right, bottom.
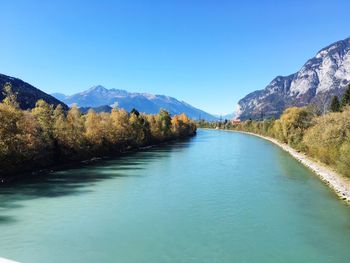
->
1, 129, 350, 262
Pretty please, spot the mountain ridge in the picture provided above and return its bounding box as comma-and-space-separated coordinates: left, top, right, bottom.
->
0, 73, 68, 110
52, 86, 218, 120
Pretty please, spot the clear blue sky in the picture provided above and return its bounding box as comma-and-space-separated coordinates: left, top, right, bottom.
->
0, 0, 350, 115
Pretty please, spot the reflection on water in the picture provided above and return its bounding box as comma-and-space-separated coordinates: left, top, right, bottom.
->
0, 139, 193, 225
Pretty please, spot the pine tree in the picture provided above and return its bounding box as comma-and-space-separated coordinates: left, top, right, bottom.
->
341, 84, 350, 107
158, 109, 172, 138
130, 108, 140, 116
330, 96, 341, 112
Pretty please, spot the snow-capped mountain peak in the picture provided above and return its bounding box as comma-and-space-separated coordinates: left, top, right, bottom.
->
52, 86, 218, 121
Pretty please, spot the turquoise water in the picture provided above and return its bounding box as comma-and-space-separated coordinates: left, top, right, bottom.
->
1, 129, 350, 262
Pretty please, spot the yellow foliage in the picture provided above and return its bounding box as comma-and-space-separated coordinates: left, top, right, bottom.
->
0, 85, 197, 175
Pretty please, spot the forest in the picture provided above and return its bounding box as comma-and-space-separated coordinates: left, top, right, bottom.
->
199, 85, 350, 177
0, 83, 196, 177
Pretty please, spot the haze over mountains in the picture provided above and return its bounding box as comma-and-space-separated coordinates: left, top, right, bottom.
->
52, 86, 218, 120
236, 37, 350, 120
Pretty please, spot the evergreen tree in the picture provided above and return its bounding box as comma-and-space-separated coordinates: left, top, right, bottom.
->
341, 84, 350, 107
158, 109, 172, 138
130, 108, 140, 116
330, 96, 341, 112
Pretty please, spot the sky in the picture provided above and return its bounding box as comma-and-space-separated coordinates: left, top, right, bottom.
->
0, 0, 350, 115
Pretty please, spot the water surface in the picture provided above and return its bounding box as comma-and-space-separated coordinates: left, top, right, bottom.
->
1, 129, 350, 262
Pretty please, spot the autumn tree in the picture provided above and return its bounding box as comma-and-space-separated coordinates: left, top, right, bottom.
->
110, 108, 131, 146
32, 99, 54, 145
279, 107, 313, 149
2, 83, 19, 108
85, 109, 103, 148
61, 104, 85, 156
0, 84, 42, 171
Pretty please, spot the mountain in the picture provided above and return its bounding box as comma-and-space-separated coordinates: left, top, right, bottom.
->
53, 86, 217, 120
215, 112, 236, 120
236, 37, 350, 120
51, 92, 67, 102
0, 73, 68, 110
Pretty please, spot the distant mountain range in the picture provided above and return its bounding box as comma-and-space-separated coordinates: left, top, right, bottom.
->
236, 37, 350, 120
0, 73, 68, 110
52, 86, 217, 120
215, 113, 235, 120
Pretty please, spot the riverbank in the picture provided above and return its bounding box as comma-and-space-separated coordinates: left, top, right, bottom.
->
0, 134, 196, 184
0, 99, 197, 184
208, 128, 350, 203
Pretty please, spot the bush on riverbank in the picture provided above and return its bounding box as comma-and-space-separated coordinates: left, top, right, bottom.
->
303, 108, 350, 176
0, 84, 196, 176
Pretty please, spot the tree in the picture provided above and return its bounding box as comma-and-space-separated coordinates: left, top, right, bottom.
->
52, 104, 66, 141
329, 96, 341, 112
303, 108, 350, 166
85, 109, 103, 147
64, 104, 85, 155
171, 113, 196, 138
2, 83, 19, 108
158, 109, 172, 138
31, 99, 54, 144
0, 88, 42, 170
110, 108, 131, 145
279, 107, 313, 149
130, 108, 140, 116
129, 111, 147, 146
341, 84, 350, 107
52, 104, 66, 160
147, 114, 162, 141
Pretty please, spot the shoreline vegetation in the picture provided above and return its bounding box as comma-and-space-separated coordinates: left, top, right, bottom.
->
0, 84, 196, 183
199, 85, 350, 202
